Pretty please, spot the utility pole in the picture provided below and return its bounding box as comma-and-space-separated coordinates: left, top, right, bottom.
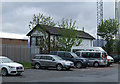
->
97, 0, 103, 46
115, 0, 120, 40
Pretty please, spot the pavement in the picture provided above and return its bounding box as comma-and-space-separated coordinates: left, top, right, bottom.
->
1, 64, 119, 82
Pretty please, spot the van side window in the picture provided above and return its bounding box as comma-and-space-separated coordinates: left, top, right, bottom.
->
34, 56, 41, 59
73, 49, 77, 53
82, 52, 89, 58
94, 53, 100, 58
89, 53, 94, 58
58, 52, 65, 57
73, 49, 84, 53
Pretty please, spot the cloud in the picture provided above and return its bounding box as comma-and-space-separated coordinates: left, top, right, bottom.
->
2, 2, 114, 39
0, 32, 28, 39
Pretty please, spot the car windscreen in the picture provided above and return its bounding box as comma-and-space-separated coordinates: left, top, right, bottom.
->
0, 58, 14, 63
53, 55, 63, 60
70, 52, 79, 58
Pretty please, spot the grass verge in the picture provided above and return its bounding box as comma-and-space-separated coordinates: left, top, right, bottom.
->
19, 62, 33, 69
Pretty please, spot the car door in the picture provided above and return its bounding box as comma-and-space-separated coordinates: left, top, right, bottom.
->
39, 56, 47, 66
0, 59, 2, 70
46, 56, 56, 67
64, 53, 74, 62
57, 52, 65, 60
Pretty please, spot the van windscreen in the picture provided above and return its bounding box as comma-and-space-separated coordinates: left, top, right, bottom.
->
102, 53, 107, 58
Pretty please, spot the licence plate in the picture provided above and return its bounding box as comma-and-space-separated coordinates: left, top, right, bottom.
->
17, 69, 22, 71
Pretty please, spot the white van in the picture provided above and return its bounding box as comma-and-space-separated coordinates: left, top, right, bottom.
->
71, 47, 105, 53
107, 56, 114, 66
75, 51, 108, 67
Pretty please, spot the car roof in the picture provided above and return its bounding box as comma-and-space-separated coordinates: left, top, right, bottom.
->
35, 54, 58, 57
0, 56, 7, 58
76, 51, 105, 53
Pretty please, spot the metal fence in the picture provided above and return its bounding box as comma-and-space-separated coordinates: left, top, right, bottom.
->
0, 44, 40, 62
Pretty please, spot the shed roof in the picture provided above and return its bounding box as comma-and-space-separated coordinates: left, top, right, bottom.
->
26, 24, 95, 40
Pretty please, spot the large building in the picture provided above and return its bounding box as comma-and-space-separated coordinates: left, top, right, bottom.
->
27, 24, 95, 54
0, 37, 29, 62
1, 38, 28, 45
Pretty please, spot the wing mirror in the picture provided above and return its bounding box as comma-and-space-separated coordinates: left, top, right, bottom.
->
52, 59, 55, 61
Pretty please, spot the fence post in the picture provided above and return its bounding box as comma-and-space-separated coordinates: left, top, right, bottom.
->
20, 45, 21, 62
29, 46, 32, 62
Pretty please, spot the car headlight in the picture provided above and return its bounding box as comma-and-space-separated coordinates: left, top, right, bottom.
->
83, 59, 87, 62
8, 66, 15, 68
65, 62, 70, 65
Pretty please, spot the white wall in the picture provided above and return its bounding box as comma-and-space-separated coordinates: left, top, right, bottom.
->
73, 39, 93, 47
31, 31, 93, 49
50, 35, 93, 47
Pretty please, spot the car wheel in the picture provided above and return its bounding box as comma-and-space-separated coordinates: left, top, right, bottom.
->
76, 62, 82, 69
56, 64, 63, 71
1, 68, 8, 76
35, 63, 41, 69
93, 62, 99, 67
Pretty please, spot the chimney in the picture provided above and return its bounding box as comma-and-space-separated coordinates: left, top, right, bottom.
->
82, 27, 84, 31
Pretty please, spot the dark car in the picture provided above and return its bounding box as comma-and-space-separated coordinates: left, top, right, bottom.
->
113, 55, 120, 63
50, 51, 88, 68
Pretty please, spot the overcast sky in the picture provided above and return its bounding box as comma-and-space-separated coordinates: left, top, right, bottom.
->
2, 1, 115, 39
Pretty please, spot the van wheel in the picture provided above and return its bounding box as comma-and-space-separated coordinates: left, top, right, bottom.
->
93, 62, 99, 67
76, 62, 82, 69
107, 63, 110, 67
56, 64, 63, 71
35, 63, 41, 69
1, 68, 8, 76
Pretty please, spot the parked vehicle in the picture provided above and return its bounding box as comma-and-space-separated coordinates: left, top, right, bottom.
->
50, 51, 88, 68
0, 56, 24, 76
71, 46, 105, 53
75, 51, 108, 67
31, 54, 74, 71
107, 56, 114, 66
113, 55, 120, 63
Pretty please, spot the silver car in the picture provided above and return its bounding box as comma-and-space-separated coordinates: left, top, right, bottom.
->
31, 54, 74, 71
